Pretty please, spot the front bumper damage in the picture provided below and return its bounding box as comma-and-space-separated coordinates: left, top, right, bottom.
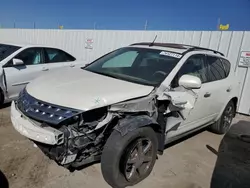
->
11, 87, 198, 168
11, 102, 64, 145
11, 97, 110, 167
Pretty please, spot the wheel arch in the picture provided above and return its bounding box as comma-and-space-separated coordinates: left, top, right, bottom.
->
216, 97, 238, 121
114, 115, 164, 153
231, 97, 238, 115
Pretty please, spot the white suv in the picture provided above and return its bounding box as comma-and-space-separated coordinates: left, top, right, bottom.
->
0, 43, 83, 105
11, 43, 239, 187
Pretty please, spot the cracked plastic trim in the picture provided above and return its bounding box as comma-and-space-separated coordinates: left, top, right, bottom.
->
11, 102, 64, 145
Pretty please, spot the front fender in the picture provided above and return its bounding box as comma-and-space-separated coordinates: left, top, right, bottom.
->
114, 115, 165, 154
114, 115, 159, 136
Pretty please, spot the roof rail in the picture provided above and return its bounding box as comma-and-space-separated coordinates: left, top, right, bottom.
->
183, 45, 225, 56
130, 42, 187, 49
130, 42, 224, 56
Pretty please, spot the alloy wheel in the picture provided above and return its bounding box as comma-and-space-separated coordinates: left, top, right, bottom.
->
123, 138, 154, 181
222, 105, 234, 130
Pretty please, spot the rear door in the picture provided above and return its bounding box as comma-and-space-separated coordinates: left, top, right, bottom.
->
3, 47, 46, 99
205, 55, 232, 114
43, 48, 77, 71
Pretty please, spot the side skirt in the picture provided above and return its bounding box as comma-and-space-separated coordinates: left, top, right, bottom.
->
164, 121, 215, 145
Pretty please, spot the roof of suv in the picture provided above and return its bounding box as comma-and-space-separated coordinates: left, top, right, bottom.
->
130, 42, 224, 57
0, 42, 63, 49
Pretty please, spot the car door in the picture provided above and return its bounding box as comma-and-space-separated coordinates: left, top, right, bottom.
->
205, 55, 231, 115
43, 48, 78, 71
3, 47, 47, 99
167, 54, 216, 137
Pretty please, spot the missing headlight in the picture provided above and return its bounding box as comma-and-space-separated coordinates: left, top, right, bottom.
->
82, 107, 108, 123
61, 107, 108, 132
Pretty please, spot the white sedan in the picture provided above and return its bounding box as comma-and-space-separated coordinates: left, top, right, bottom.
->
0, 43, 84, 105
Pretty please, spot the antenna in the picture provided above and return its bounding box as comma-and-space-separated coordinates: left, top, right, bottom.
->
217, 17, 221, 30
144, 20, 148, 30
149, 35, 157, 47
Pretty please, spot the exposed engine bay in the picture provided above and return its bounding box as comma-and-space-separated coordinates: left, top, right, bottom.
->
13, 88, 197, 169
34, 106, 111, 168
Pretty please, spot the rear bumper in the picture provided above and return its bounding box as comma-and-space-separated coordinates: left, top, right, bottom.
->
11, 101, 64, 145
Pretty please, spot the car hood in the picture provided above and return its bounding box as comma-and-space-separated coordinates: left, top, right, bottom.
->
26, 68, 154, 111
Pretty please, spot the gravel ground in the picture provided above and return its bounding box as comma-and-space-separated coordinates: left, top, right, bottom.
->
0, 104, 249, 188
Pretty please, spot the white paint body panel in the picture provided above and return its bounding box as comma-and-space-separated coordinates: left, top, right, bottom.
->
3, 64, 47, 99
0, 43, 83, 103
26, 68, 154, 110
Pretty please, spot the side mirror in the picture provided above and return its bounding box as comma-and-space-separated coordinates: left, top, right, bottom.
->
178, 74, 202, 89
13, 58, 24, 66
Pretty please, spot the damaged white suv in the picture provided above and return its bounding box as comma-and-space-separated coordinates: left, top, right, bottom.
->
11, 43, 238, 187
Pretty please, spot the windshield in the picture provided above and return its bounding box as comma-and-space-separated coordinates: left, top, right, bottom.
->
0, 44, 21, 61
84, 47, 181, 86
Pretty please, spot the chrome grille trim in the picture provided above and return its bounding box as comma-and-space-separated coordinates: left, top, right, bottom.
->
17, 89, 83, 125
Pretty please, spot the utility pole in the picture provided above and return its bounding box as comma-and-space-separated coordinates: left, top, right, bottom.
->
217, 18, 220, 30
14, 22, 16, 28
94, 22, 96, 30
144, 20, 148, 30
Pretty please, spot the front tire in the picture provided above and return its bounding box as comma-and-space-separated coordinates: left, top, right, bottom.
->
101, 127, 158, 188
209, 100, 235, 134
0, 89, 4, 107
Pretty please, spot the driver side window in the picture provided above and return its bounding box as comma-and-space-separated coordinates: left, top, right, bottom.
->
15, 48, 43, 65
171, 54, 208, 88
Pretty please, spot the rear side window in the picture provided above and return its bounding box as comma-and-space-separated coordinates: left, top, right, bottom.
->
15, 48, 43, 65
44, 48, 76, 63
206, 56, 227, 82
221, 58, 231, 77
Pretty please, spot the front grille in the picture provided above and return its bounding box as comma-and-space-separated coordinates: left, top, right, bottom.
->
17, 89, 82, 125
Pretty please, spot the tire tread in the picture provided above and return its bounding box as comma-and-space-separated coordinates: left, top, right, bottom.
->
209, 100, 235, 135
101, 127, 158, 188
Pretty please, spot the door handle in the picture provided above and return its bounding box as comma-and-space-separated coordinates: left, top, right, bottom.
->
70, 64, 75, 67
42, 67, 49, 71
226, 87, 232, 92
204, 92, 211, 98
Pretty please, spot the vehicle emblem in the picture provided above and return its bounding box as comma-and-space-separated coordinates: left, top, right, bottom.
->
94, 98, 101, 104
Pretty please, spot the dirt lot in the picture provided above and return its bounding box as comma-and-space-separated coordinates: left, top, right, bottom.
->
0, 104, 250, 188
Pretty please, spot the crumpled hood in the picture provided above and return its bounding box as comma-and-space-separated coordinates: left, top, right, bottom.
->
26, 68, 154, 110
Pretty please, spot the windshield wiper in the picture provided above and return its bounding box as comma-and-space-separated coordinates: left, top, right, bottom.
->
86, 69, 155, 86
88, 70, 121, 80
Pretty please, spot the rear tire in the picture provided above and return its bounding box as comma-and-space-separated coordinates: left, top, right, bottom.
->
101, 127, 158, 188
209, 100, 235, 134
